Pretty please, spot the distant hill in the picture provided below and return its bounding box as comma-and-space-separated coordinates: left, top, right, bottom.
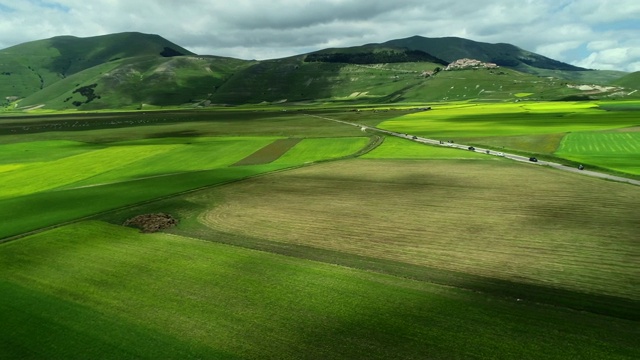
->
1, 32, 638, 110
304, 45, 448, 66
613, 71, 640, 90
0, 32, 194, 102
383, 36, 585, 72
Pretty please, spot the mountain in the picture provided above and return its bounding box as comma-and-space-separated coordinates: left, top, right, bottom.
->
1, 32, 637, 110
379, 36, 628, 84
613, 71, 640, 90
1, 32, 254, 110
304, 44, 448, 66
383, 36, 585, 72
0, 32, 195, 102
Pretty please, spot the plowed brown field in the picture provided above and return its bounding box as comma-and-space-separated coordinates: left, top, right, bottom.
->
199, 159, 640, 299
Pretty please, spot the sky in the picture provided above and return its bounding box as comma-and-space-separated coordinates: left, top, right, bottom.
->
0, 0, 639, 72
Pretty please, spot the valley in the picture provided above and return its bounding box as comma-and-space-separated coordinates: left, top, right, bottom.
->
0, 32, 639, 359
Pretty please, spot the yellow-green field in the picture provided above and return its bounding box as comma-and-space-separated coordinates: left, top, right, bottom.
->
376, 101, 640, 174
556, 131, 640, 174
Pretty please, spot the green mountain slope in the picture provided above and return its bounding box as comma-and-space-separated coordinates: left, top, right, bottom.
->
0, 32, 194, 103
613, 71, 640, 90
1, 33, 635, 110
380, 36, 628, 84
17, 55, 253, 110
383, 36, 585, 71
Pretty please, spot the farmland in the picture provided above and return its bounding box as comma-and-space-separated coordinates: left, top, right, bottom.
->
556, 131, 640, 175
376, 101, 640, 174
1, 103, 639, 359
2, 221, 638, 359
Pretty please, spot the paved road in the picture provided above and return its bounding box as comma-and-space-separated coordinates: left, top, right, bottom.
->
307, 114, 640, 187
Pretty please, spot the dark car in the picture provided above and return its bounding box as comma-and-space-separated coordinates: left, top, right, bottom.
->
529, 157, 538, 162
468, 146, 475, 151
578, 164, 584, 170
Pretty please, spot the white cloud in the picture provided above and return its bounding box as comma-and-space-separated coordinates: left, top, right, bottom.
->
575, 46, 640, 71
0, 0, 638, 71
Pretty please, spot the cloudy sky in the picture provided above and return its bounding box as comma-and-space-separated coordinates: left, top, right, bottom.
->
0, 0, 639, 72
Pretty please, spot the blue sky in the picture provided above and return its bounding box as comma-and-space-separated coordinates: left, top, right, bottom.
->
0, 0, 638, 72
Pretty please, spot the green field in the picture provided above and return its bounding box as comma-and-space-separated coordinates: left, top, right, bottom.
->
1, 106, 639, 359
272, 137, 370, 164
0, 111, 375, 239
555, 131, 640, 174
1, 221, 638, 359
376, 101, 640, 174
362, 136, 489, 159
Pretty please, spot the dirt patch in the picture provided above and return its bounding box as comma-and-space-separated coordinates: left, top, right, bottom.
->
232, 138, 302, 166
123, 213, 178, 233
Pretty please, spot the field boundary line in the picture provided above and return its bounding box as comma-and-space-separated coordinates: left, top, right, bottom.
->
0, 135, 380, 244
306, 113, 640, 186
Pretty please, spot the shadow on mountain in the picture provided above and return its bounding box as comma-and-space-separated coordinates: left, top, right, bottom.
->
210, 58, 342, 104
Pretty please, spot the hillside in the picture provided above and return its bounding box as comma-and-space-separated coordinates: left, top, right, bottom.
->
2, 32, 637, 110
613, 71, 640, 90
380, 36, 628, 84
16, 54, 252, 110
304, 44, 448, 65
0, 32, 194, 104
383, 36, 585, 71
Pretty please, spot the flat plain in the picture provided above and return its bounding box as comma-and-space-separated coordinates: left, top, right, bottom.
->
1, 104, 639, 359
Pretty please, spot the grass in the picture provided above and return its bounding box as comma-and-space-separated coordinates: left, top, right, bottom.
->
1, 107, 639, 358
1, 220, 638, 359
272, 137, 371, 165
0, 111, 376, 239
555, 132, 640, 175
0, 110, 369, 144
378, 102, 639, 138
0, 140, 98, 164
0, 144, 179, 198
63, 136, 280, 187
195, 159, 640, 301
375, 101, 640, 174
361, 135, 490, 159
0, 164, 289, 240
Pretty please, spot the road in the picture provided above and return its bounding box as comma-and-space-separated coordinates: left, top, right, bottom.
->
307, 114, 640, 187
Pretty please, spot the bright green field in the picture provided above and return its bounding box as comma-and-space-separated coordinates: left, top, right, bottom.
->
272, 137, 370, 165
61, 137, 280, 188
376, 101, 640, 174
0, 112, 376, 239
1, 221, 638, 359
378, 102, 638, 138
556, 132, 640, 175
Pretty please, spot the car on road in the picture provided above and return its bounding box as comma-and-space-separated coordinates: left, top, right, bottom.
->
468, 146, 475, 151
578, 164, 584, 170
529, 157, 538, 162
497, 152, 504, 157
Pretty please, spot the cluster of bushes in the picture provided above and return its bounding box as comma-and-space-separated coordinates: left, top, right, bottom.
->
64, 83, 101, 107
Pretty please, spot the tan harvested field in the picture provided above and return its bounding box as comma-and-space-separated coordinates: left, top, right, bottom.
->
199, 159, 640, 299
232, 138, 301, 165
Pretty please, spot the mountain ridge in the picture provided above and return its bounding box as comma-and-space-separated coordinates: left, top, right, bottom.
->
1, 32, 635, 110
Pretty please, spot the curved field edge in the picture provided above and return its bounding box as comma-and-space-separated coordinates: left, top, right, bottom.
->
0, 134, 374, 240
1, 221, 638, 360
186, 159, 639, 301
99, 158, 640, 321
